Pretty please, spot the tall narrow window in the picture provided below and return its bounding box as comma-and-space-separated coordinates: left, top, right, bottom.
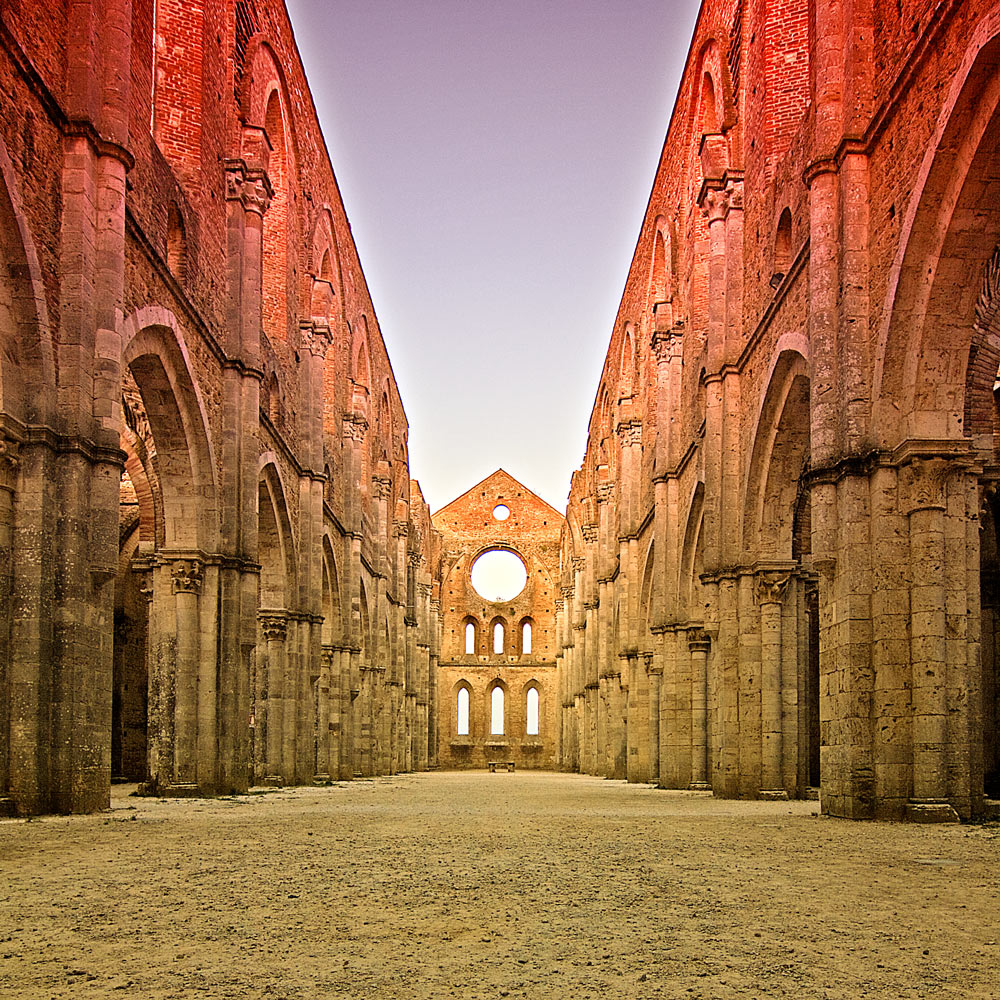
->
490, 686, 504, 735
526, 687, 539, 736
457, 687, 470, 736
464, 621, 476, 655
493, 621, 504, 655
521, 620, 532, 655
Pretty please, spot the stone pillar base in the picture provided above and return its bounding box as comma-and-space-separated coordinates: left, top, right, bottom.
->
687, 781, 712, 792
162, 783, 203, 797
259, 776, 283, 788
0, 797, 16, 817
760, 789, 789, 801
906, 799, 960, 823
313, 773, 331, 784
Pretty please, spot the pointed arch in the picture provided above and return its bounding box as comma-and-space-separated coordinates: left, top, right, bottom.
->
258, 457, 297, 611
121, 306, 219, 551
875, 17, 1000, 447
743, 344, 811, 558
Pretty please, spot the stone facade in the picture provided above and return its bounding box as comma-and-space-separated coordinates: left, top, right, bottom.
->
434, 471, 562, 770
0, 0, 440, 815
557, 0, 1000, 821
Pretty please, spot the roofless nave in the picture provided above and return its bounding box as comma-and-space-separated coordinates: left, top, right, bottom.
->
1, 0, 999, 821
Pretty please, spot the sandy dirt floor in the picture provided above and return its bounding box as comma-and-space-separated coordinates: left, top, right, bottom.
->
1, 772, 998, 999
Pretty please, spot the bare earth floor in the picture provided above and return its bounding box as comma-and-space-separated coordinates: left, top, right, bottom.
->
1, 772, 999, 1000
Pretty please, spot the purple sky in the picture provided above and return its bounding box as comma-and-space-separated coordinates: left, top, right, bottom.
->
284, 0, 702, 513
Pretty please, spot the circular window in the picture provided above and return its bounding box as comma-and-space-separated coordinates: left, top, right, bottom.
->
492, 504, 510, 521
470, 548, 527, 602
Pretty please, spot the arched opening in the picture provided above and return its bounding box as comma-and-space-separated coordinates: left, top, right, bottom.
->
520, 618, 532, 656
700, 72, 719, 133
773, 208, 792, 285
166, 202, 187, 283
262, 90, 289, 342
464, 619, 477, 655
493, 619, 505, 655
267, 372, 280, 426
470, 548, 528, 602
526, 686, 540, 736
490, 685, 505, 735
457, 686, 471, 737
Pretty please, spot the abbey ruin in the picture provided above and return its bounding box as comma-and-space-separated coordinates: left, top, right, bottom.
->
1, 0, 998, 823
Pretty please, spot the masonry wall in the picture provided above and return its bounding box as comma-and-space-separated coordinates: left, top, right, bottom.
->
558, 0, 1000, 821
0, 0, 441, 816
433, 470, 563, 770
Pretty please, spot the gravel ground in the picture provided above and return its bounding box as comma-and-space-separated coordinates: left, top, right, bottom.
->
1, 771, 998, 999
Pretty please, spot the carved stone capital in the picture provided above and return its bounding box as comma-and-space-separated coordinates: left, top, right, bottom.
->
688, 629, 712, 653
299, 324, 332, 359
171, 558, 204, 595
702, 187, 729, 225
581, 523, 599, 543
725, 178, 744, 212
393, 519, 409, 538
321, 644, 336, 669
651, 328, 682, 363
572, 556, 587, 573
371, 475, 392, 501
342, 413, 368, 443
616, 419, 642, 448
755, 573, 790, 606
0, 433, 21, 491
259, 612, 288, 642
901, 457, 955, 515
596, 482, 615, 505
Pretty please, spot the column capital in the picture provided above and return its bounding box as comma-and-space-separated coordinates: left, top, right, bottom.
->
616, 419, 642, 448
299, 323, 332, 359
755, 572, 790, 606
371, 474, 392, 501
170, 558, 204, 595
0, 432, 21, 492
259, 612, 288, 642
651, 327, 683, 363
688, 628, 712, 653
900, 456, 956, 515
342, 413, 368, 443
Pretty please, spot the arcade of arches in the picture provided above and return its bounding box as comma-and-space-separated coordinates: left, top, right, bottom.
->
1, 0, 1000, 822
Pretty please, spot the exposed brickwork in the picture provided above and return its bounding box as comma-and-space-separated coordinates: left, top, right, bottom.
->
558, 0, 1000, 822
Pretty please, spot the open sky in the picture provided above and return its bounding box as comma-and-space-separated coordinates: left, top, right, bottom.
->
284, 0, 702, 513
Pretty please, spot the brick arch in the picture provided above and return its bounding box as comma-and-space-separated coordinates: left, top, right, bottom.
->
121, 307, 219, 552
0, 130, 54, 425
638, 538, 655, 650
257, 457, 297, 611
307, 207, 341, 324
680, 481, 705, 618
875, 13, 1000, 448
321, 533, 342, 645
743, 346, 810, 559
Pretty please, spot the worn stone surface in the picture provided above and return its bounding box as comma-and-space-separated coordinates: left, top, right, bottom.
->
558, 0, 1000, 821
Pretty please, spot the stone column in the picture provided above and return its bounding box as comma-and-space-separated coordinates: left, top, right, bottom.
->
757, 574, 790, 799
688, 629, 711, 790
645, 652, 660, 783
902, 458, 960, 822
170, 559, 204, 789
315, 644, 334, 781
259, 612, 287, 785
0, 434, 19, 810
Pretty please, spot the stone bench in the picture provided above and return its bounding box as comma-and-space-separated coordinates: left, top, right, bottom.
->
487, 760, 515, 773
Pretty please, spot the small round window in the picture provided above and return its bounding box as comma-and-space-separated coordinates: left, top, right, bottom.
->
470, 548, 527, 602
492, 504, 510, 521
